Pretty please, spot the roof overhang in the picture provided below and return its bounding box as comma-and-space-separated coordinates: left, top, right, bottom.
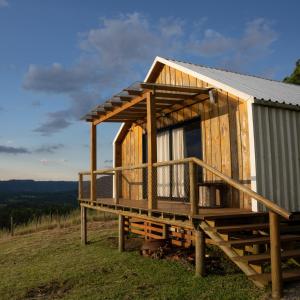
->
82, 82, 212, 125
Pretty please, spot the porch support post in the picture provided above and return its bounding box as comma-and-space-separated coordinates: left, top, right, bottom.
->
195, 226, 205, 277
146, 91, 157, 210
81, 205, 87, 245
118, 215, 125, 252
90, 123, 97, 204
269, 211, 282, 299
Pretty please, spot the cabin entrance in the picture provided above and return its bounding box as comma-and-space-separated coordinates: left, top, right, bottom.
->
143, 118, 202, 202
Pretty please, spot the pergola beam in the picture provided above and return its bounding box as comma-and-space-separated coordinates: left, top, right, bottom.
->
154, 91, 198, 99
93, 92, 149, 125
83, 82, 214, 123
140, 82, 211, 94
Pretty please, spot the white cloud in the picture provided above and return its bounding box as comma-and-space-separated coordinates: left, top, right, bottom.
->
0, 0, 8, 8
23, 14, 278, 135
189, 29, 234, 56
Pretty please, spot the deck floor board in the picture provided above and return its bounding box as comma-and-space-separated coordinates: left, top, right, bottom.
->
81, 197, 266, 219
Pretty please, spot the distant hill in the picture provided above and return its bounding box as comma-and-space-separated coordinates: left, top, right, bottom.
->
0, 180, 77, 193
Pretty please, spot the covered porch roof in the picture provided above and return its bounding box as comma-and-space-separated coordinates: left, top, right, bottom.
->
82, 82, 214, 125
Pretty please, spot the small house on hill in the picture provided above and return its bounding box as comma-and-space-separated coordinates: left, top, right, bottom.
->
79, 56, 300, 299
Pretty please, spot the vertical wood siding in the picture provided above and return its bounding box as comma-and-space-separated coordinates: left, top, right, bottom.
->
121, 124, 143, 200
253, 104, 300, 212
120, 65, 251, 208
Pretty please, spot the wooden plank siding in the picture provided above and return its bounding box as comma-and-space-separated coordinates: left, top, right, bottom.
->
117, 64, 251, 208
119, 124, 143, 200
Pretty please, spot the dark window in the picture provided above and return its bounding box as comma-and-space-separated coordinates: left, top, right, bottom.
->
184, 120, 202, 159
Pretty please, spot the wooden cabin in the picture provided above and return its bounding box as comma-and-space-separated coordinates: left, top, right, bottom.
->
79, 57, 300, 299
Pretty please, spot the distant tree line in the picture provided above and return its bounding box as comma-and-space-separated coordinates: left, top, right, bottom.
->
0, 190, 78, 230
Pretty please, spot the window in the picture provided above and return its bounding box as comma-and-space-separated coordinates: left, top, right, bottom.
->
143, 118, 202, 201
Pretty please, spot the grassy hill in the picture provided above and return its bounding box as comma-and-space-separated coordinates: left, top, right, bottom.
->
0, 213, 266, 300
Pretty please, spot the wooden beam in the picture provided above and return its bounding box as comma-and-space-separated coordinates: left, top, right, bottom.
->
269, 211, 283, 299
195, 227, 205, 277
107, 118, 145, 122
81, 205, 87, 245
146, 91, 157, 210
140, 82, 211, 94
118, 215, 125, 252
154, 91, 197, 99
90, 123, 97, 203
126, 90, 143, 96
93, 93, 148, 125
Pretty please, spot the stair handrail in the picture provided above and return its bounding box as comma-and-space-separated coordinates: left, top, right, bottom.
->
191, 157, 292, 220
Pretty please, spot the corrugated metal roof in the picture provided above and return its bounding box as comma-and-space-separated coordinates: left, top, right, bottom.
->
162, 58, 300, 106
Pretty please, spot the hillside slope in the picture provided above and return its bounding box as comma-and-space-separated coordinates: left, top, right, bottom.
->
0, 220, 266, 300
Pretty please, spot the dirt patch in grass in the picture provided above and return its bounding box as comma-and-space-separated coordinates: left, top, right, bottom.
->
22, 280, 73, 300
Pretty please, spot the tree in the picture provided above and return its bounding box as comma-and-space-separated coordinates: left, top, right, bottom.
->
283, 59, 300, 85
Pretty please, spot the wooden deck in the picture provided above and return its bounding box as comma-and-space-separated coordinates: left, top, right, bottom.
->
80, 197, 265, 220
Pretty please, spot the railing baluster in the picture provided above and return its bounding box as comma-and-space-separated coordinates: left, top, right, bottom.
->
189, 161, 199, 216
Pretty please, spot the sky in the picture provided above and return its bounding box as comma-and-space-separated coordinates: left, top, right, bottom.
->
0, 0, 299, 181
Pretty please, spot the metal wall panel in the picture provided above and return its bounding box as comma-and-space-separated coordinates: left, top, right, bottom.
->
253, 104, 300, 212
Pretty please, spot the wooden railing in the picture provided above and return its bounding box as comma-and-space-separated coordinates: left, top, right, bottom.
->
78, 157, 291, 220
79, 156, 291, 298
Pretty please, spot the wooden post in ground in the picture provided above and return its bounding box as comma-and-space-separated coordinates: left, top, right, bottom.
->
195, 227, 205, 277
81, 206, 87, 245
269, 211, 282, 299
90, 123, 97, 205
118, 215, 125, 252
146, 91, 157, 211
189, 160, 199, 216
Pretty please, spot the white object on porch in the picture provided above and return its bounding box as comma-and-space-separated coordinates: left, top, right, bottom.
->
157, 131, 170, 197
172, 128, 186, 198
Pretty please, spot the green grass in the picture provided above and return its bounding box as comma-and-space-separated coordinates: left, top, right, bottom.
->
0, 218, 267, 300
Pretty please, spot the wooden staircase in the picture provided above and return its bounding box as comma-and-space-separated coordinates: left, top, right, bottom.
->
201, 213, 300, 289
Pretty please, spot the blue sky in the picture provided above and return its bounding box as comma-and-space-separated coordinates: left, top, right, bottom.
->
0, 0, 299, 180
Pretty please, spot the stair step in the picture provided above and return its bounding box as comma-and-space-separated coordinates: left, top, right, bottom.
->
248, 269, 300, 285
233, 249, 300, 264
206, 223, 269, 233
218, 235, 300, 247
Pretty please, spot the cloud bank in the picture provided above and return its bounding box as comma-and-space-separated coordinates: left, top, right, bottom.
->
23, 13, 278, 135
0, 143, 64, 155
0, 145, 30, 154
0, 0, 8, 8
